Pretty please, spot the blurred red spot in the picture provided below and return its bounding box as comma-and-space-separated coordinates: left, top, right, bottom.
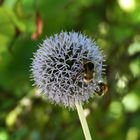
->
32, 13, 43, 40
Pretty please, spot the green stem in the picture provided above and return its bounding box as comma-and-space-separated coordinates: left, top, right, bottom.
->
75, 102, 92, 140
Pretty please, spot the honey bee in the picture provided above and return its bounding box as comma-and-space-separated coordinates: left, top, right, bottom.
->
95, 82, 108, 96
83, 60, 95, 83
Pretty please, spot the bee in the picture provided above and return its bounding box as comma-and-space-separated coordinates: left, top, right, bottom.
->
95, 82, 108, 96
72, 59, 95, 83
83, 60, 95, 83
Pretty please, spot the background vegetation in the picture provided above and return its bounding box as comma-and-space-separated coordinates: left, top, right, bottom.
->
0, 0, 140, 140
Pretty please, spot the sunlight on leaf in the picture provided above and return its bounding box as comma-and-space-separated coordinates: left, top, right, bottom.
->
122, 93, 140, 112
126, 127, 139, 140
3, 0, 17, 9
117, 76, 128, 89
118, 0, 136, 12
84, 108, 90, 117
109, 101, 123, 118
129, 58, 140, 77
20, 97, 32, 107
98, 22, 109, 35
128, 41, 140, 56
6, 106, 22, 127
0, 130, 9, 140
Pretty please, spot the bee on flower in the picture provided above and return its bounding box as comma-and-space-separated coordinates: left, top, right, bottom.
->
31, 31, 106, 108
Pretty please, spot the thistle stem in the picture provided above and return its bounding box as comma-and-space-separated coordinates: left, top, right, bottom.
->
75, 102, 92, 140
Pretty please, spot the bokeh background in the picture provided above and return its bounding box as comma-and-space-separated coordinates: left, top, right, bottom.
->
0, 0, 140, 140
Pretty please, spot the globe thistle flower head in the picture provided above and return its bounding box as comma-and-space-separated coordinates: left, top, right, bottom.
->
31, 31, 105, 108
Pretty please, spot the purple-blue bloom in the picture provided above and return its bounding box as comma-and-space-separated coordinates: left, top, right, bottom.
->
31, 32, 104, 108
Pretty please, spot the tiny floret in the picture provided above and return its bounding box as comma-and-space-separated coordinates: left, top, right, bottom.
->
31, 31, 104, 108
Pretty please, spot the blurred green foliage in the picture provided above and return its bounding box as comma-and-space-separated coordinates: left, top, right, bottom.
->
0, 0, 140, 140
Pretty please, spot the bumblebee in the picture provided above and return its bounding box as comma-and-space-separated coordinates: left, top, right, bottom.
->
95, 82, 108, 96
82, 60, 108, 95
83, 60, 95, 83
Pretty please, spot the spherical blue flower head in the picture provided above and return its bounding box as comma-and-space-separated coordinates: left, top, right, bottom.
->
31, 32, 104, 108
